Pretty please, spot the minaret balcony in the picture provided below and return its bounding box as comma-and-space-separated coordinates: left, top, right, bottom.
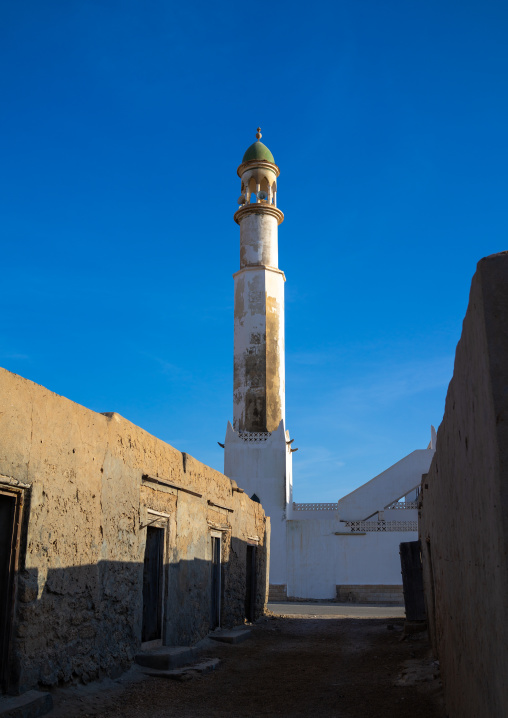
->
234, 203, 284, 226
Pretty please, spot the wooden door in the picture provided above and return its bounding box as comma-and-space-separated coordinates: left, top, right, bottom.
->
210, 536, 221, 630
0, 492, 17, 692
142, 526, 164, 642
400, 540, 426, 621
244, 545, 257, 622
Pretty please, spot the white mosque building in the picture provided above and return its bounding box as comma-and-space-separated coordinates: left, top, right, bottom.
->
223, 130, 435, 603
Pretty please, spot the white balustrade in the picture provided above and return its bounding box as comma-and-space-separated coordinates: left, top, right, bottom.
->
293, 502, 337, 511
238, 431, 271, 442
386, 501, 419, 510
344, 520, 418, 532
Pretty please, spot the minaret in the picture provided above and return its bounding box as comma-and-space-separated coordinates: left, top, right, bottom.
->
224, 129, 292, 600
233, 128, 285, 432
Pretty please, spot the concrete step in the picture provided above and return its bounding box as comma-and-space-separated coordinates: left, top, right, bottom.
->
208, 628, 252, 645
135, 645, 198, 670
139, 658, 220, 681
0, 691, 53, 718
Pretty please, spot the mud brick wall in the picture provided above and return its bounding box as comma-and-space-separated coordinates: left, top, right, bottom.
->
419, 253, 508, 718
0, 368, 269, 692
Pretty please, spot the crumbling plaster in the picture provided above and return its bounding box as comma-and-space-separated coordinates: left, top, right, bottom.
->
0, 367, 269, 692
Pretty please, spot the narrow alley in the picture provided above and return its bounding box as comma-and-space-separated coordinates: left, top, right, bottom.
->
46, 608, 445, 718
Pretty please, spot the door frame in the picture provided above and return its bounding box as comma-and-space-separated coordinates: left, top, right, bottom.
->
141, 509, 169, 649
210, 530, 222, 630
0, 484, 24, 693
245, 543, 257, 623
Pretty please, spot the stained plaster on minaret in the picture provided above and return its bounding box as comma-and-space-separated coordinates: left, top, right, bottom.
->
225, 129, 293, 590
232, 136, 285, 433
266, 292, 283, 431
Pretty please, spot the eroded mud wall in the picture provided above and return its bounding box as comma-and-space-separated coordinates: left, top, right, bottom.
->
0, 368, 269, 692
419, 253, 508, 718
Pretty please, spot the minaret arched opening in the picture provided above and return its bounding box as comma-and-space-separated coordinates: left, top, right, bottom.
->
259, 177, 270, 203
248, 177, 257, 203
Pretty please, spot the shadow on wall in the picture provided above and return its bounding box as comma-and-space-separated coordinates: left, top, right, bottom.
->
3, 534, 265, 695
418, 253, 508, 718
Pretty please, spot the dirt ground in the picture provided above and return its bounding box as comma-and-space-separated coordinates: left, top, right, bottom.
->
46, 614, 446, 718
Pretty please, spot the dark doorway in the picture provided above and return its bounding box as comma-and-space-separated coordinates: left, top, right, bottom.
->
142, 526, 164, 643
0, 491, 19, 693
400, 540, 426, 621
210, 536, 221, 630
245, 545, 257, 622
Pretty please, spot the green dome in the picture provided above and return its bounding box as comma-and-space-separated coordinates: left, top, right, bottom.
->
242, 140, 275, 164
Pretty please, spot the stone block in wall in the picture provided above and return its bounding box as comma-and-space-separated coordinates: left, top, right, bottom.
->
268, 584, 287, 602
336, 585, 404, 605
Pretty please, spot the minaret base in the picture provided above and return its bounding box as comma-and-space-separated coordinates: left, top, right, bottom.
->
224, 420, 292, 587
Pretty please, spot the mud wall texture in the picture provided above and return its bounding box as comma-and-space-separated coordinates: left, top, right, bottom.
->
0, 367, 269, 693
419, 253, 508, 718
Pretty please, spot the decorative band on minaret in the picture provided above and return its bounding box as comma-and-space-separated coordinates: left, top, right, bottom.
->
232, 129, 286, 433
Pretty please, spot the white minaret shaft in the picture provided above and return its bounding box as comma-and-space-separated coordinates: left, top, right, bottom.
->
224, 129, 293, 598
232, 130, 285, 433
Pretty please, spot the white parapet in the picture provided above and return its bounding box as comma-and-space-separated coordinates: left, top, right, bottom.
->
337, 448, 435, 521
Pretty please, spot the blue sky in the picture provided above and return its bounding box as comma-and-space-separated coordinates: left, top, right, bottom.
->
1, 1, 507, 501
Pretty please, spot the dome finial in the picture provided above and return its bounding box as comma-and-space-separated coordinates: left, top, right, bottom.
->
241, 132, 275, 165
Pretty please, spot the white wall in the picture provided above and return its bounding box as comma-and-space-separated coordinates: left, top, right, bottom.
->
286, 518, 416, 599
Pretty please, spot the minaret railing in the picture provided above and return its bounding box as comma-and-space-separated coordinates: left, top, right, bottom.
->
238, 431, 272, 442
